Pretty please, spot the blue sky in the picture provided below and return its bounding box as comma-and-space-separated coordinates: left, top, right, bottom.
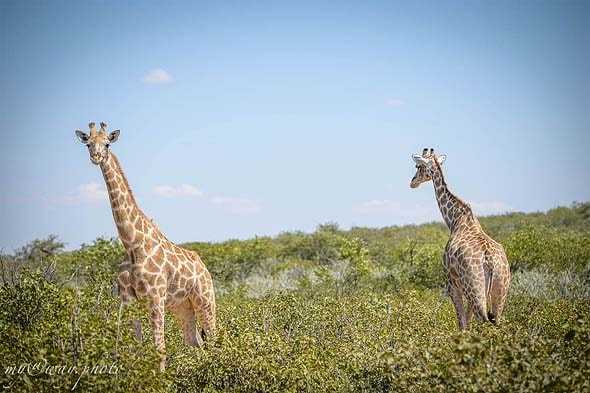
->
1, 1, 589, 250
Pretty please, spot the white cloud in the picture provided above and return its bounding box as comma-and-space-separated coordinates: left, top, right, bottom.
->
385, 98, 405, 107
354, 199, 438, 222
61, 182, 108, 205
356, 199, 402, 214
152, 183, 261, 214
356, 199, 514, 221
142, 68, 173, 84
211, 196, 261, 215
153, 184, 203, 198
470, 201, 514, 216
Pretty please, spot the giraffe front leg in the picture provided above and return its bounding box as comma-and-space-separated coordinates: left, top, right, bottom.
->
448, 284, 468, 331
117, 270, 142, 342
149, 296, 166, 371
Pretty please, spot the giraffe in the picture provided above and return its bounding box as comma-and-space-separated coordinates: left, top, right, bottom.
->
75, 122, 216, 370
409, 148, 510, 330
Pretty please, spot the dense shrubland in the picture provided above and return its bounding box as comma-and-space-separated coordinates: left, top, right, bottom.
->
1, 203, 589, 392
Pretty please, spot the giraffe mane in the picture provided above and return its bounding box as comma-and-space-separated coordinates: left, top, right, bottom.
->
431, 153, 474, 217
109, 153, 137, 207
107, 152, 170, 240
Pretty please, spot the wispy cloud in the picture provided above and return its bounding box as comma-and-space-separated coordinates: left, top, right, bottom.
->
153, 184, 261, 215
356, 199, 403, 214
210, 196, 261, 215
355, 198, 514, 223
354, 199, 438, 222
385, 98, 405, 107
142, 68, 173, 84
153, 184, 203, 198
61, 182, 108, 205
470, 201, 514, 215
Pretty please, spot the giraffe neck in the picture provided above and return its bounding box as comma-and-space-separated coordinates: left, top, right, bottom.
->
430, 161, 479, 233
99, 152, 162, 253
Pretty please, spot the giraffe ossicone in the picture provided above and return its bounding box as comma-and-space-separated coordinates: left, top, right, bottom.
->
75, 122, 216, 370
410, 147, 510, 330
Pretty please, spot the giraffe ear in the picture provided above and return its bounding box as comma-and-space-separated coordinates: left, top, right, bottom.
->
412, 154, 429, 166
436, 154, 447, 165
75, 130, 89, 144
108, 130, 120, 143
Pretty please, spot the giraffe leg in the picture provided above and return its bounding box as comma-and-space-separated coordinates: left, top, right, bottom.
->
148, 296, 166, 371
464, 305, 474, 329
172, 300, 202, 347
190, 289, 216, 341
117, 270, 142, 341
488, 259, 511, 324
460, 260, 489, 323
448, 285, 468, 331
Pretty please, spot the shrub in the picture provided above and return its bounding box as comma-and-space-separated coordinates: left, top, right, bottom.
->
391, 238, 446, 289
511, 266, 590, 300
505, 226, 590, 272
339, 237, 373, 290
275, 226, 342, 265
185, 237, 277, 285
2, 203, 589, 392
0, 267, 165, 392
14, 234, 65, 262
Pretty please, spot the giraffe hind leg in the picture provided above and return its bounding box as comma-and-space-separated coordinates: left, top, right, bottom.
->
172, 300, 201, 347
467, 296, 488, 323
460, 261, 489, 323
448, 284, 468, 331
190, 290, 217, 341
464, 305, 474, 329
488, 262, 510, 324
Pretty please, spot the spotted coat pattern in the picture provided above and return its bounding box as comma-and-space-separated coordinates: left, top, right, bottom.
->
76, 122, 216, 370
410, 148, 510, 330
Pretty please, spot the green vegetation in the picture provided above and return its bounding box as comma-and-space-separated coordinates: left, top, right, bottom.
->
1, 203, 589, 392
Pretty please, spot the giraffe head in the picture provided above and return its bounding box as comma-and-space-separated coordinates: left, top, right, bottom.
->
75, 122, 120, 165
410, 148, 446, 188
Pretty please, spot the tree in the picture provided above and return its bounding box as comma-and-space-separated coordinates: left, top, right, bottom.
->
14, 234, 65, 262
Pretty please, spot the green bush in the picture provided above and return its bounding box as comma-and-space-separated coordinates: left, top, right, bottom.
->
168, 289, 590, 393
391, 239, 446, 289
275, 225, 343, 265
185, 237, 277, 284
339, 237, 373, 290
1, 203, 589, 392
0, 268, 164, 392
505, 226, 590, 272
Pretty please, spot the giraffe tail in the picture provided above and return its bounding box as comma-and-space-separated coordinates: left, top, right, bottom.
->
487, 311, 497, 324
483, 250, 499, 325
485, 267, 496, 324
